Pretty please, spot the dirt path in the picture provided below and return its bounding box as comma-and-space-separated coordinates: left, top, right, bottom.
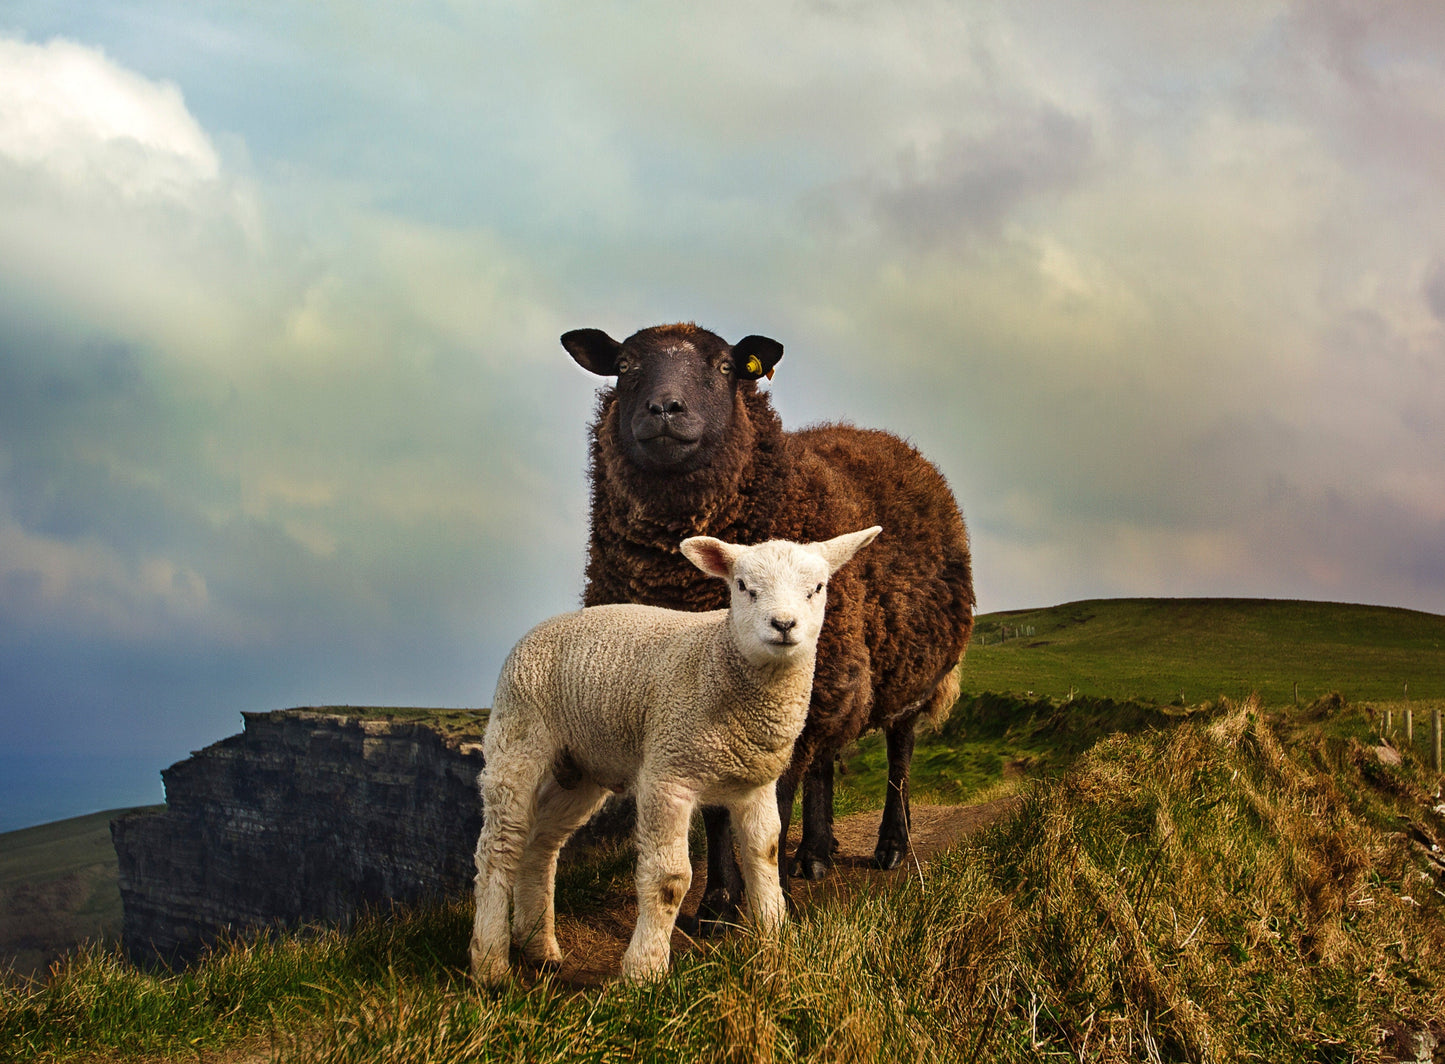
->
547, 797, 1019, 986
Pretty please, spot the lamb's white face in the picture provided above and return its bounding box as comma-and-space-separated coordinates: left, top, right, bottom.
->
726, 542, 833, 666
679, 525, 882, 668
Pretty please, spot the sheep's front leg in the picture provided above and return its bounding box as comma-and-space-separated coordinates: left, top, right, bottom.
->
622, 782, 696, 981
729, 784, 786, 932
874, 722, 915, 871
790, 756, 836, 881
512, 777, 608, 966
683, 806, 746, 937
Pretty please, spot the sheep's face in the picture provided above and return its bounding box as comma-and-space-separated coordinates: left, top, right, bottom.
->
562, 324, 783, 475
680, 527, 883, 669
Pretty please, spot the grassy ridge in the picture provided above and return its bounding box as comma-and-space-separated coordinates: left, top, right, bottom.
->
4, 699, 1442, 1061
962, 597, 1445, 705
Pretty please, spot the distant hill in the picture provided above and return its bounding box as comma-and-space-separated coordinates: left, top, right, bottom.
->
960, 597, 1445, 706
0, 807, 159, 980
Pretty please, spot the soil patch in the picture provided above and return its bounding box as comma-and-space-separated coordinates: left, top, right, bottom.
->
545, 796, 1019, 986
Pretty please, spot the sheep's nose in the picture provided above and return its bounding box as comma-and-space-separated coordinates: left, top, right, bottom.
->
771, 617, 797, 636
647, 396, 687, 418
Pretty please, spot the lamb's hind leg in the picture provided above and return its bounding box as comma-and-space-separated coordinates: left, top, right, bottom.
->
470, 752, 547, 985
622, 781, 696, 981
512, 776, 608, 967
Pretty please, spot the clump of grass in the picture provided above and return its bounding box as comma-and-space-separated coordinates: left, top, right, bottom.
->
6, 697, 1442, 1062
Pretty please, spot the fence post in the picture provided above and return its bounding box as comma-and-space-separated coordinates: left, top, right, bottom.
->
1406, 707, 1414, 744
1433, 708, 1442, 774
1385, 709, 1393, 737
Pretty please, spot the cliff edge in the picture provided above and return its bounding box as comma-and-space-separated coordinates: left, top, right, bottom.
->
110, 708, 488, 966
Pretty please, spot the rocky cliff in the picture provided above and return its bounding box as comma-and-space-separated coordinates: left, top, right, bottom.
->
110, 708, 490, 966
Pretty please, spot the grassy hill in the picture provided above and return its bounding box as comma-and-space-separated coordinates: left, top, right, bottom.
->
961, 597, 1445, 705
0, 808, 160, 981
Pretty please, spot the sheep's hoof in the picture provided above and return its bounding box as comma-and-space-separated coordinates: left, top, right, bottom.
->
872, 841, 908, 871
788, 852, 833, 881
681, 889, 743, 937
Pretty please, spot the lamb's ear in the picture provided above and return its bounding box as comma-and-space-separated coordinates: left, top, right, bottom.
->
813, 525, 882, 575
562, 329, 624, 376
680, 536, 741, 580
731, 335, 784, 381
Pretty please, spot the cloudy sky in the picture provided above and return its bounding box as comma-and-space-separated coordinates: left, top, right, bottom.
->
2, 2, 1443, 829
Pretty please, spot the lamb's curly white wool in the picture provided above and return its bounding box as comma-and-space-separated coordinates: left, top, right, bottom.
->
470, 526, 880, 984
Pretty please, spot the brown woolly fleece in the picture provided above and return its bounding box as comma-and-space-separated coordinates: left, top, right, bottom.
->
581, 354, 975, 780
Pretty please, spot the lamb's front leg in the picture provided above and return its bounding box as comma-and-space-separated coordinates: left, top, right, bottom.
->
622, 781, 696, 981
729, 784, 786, 932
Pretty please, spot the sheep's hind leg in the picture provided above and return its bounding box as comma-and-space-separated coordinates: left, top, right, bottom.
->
470, 754, 547, 985
730, 785, 786, 931
873, 722, 915, 871
512, 776, 607, 967
622, 783, 696, 981
789, 756, 837, 881
679, 805, 745, 937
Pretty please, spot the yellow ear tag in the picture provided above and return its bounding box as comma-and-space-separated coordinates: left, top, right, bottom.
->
745, 355, 763, 377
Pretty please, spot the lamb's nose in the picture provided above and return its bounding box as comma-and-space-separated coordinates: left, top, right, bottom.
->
647, 397, 687, 417
771, 617, 797, 636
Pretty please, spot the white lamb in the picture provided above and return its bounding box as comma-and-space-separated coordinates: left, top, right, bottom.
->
470, 525, 881, 984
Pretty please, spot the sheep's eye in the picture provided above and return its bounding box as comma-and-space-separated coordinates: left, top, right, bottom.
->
737, 579, 746, 592
615, 359, 630, 375
718, 362, 731, 375
815, 583, 824, 594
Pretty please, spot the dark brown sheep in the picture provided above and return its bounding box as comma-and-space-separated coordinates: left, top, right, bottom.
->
563, 322, 974, 929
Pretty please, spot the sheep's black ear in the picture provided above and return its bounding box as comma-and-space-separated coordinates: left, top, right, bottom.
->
731, 335, 784, 380
562, 329, 624, 376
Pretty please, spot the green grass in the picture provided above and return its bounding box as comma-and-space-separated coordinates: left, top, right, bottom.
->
4, 697, 1442, 1062
962, 598, 1445, 705
252, 706, 490, 742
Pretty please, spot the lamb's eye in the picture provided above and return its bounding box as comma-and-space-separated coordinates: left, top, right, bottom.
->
615, 359, 630, 375
718, 362, 731, 375
737, 579, 746, 592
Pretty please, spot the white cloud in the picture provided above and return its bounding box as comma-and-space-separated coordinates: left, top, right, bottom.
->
0, 35, 219, 198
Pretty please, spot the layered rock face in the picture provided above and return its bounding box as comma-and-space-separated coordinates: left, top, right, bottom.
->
110, 709, 488, 966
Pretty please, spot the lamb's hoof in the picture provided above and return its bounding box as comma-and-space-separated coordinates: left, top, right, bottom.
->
872, 842, 908, 871
470, 951, 509, 987
523, 945, 564, 968
789, 852, 833, 881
